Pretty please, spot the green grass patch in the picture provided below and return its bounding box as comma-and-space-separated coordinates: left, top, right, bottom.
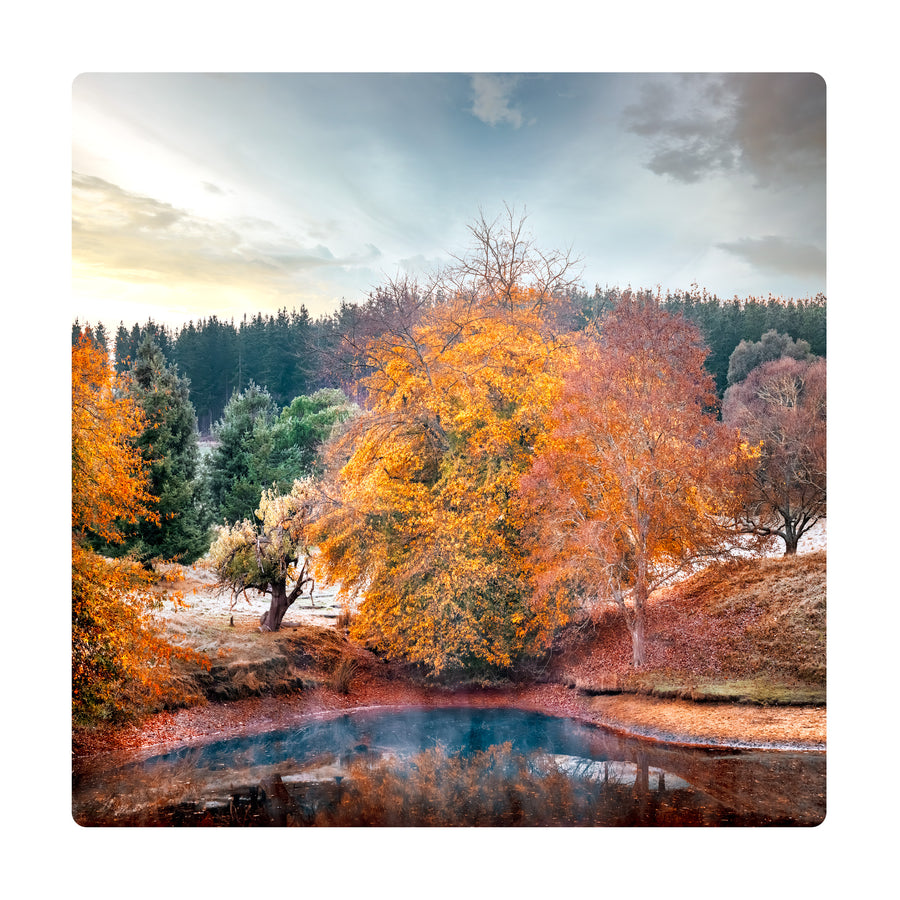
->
619, 673, 825, 706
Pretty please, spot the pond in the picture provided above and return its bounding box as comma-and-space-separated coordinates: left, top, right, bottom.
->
72, 706, 825, 827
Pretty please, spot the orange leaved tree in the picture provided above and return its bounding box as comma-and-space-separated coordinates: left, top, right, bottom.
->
72, 332, 202, 724
522, 297, 749, 668
72, 331, 157, 542
311, 284, 573, 676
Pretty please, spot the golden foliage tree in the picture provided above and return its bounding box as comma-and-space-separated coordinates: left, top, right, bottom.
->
312, 281, 573, 675
521, 298, 750, 668
72, 331, 156, 542
72, 332, 201, 724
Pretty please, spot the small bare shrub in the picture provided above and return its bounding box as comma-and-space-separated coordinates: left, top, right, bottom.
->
336, 607, 356, 631
329, 654, 359, 694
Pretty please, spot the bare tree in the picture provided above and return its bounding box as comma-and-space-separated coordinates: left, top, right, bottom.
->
443, 204, 583, 315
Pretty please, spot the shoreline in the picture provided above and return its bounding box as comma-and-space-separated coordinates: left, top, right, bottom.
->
73, 676, 825, 771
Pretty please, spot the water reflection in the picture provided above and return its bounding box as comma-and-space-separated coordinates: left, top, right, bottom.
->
73, 707, 825, 826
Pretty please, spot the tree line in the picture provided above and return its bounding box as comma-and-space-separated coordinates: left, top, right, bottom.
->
73, 287, 825, 433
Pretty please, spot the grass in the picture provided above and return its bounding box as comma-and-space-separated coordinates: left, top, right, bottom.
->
624, 675, 825, 706
328, 653, 360, 694
148, 620, 357, 705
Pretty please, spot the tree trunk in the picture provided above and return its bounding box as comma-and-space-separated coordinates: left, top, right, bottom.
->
629, 571, 649, 668
630, 612, 647, 668
779, 511, 799, 555
782, 517, 799, 554
259, 581, 291, 632
615, 582, 647, 669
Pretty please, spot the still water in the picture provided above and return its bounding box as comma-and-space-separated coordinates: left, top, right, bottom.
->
73, 707, 825, 826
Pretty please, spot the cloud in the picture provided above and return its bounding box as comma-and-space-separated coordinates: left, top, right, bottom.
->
730, 74, 826, 188
623, 74, 825, 188
71, 173, 377, 294
716, 235, 825, 279
470, 75, 525, 128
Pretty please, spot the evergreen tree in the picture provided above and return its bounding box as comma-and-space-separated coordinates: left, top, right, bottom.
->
73, 321, 109, 354
204, 384, 354, 525
93, 322, 109, 356
115, 322, 135, 373
256, 388, 355, 489
205, 382, 278, 524
100, 336, 212, 565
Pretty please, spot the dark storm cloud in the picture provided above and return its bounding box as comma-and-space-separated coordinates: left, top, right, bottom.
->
731, 74, 826, 188
716, 235, 825, 279
624, 74, 825, 188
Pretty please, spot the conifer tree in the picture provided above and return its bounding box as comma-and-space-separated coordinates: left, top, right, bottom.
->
205, 384, 353, 525
102, 336, 212, 565
205, 383, 279, 524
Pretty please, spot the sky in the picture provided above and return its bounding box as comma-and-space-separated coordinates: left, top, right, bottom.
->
72, 72, 826, 332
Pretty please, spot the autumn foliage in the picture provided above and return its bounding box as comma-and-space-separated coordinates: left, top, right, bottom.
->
522, 298, 749, 667
723, 355, 826, 554
307, 208, 774, 677
72, 217, 824, 692
72, 332, 157, 542
72, 333, 203, 724
311, 286, 572, 675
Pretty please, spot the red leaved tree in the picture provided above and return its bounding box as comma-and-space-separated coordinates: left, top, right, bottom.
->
522, 297, 749, 668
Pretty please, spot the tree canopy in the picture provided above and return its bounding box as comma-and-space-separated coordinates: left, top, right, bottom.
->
726, 328, 813, 387
205, 383, 280, 524
205, 384, 354, 525
723, 355, 826, 554
209, 479, 317, 632
86, 289, 824, 431
522, 298, 750, 667
311, 261, 576, 676
72, 331, 156, 544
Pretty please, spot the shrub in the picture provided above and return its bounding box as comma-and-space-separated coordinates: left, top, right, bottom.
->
329, 654, 359, 694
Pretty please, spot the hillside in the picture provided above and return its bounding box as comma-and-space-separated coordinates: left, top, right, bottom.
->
550, 550, 826, 704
